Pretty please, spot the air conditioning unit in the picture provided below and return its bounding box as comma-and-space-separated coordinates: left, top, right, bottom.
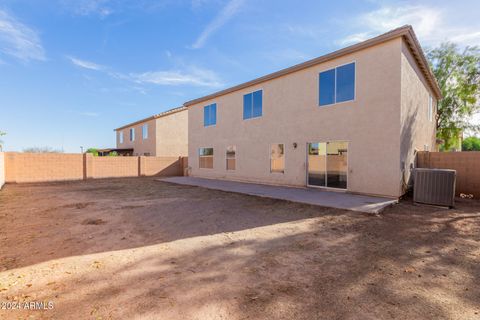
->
413, 168, 456, 208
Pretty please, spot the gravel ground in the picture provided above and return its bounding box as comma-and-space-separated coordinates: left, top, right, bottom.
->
0, 177, 479, 320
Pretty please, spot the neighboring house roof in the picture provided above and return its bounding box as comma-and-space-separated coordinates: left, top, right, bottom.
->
184, 25, 442, 107
114, 106, 187, 131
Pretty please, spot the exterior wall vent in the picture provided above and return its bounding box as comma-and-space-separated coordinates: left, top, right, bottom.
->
413, 168, 456, 207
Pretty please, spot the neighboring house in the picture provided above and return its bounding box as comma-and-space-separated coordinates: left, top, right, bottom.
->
115, 106, 188, 157
184, 26, 441, 198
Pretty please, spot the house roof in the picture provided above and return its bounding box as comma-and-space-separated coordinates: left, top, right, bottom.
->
114, 106, 187, 131
183, 25, 441, 107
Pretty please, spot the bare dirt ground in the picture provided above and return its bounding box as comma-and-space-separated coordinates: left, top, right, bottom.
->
0, 177, 479, 320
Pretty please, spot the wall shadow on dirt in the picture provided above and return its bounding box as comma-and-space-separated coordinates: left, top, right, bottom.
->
0, 177, 352, 270
12, 190, 480, 319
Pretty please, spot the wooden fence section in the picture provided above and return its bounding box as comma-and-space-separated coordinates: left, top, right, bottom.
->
417, 151, 480, 197
4, 152, 188, 183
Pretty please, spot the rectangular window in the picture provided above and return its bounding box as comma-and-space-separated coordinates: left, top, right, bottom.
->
319, 69, 335, 106
199, 147, 214, 169
428, 95, 433, 122
226, 146, 236, 170
270, 144, 285, 173
319, 62, 355, 106
129, 128, 135, 141
243, 90, 262, 119
119, 131, 124, 144
142, 124, 148, 139
204, 103, 217, 126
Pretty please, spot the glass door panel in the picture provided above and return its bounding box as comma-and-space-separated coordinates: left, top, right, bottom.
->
307, 142, 326, 187
326, 141, 348, 189
307, 141, 348, 189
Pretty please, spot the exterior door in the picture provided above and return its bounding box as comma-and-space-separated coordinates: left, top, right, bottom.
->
307, 141, 348, 189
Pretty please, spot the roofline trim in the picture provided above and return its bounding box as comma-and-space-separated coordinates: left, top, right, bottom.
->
114, 106, 187, 131
183, 25, 441, 107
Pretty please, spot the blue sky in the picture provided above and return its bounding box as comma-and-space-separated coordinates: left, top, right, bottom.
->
1, 0, 479, 152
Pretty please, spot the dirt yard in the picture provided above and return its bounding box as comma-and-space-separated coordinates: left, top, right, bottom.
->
0, 177, 479, 320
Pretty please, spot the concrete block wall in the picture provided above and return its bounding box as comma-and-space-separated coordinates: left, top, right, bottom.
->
143, 156, 183, 176
417, 151, 480, 197
3, 152, 187, 184
0, 152, 5, 189
5, 152, 84, 183
91, 156, 139, 178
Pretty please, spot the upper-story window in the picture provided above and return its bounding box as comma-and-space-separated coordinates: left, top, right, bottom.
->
119, 131, 124, 144
428, 95, 433, 122
142, 124, 148, 139
243, 90, 262, 120
130, 128, 135, 141
319, 62, 355, 106
204, 103, 217, 127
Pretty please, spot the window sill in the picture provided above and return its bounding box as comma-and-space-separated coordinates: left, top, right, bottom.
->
318, 98, 355, 108
243, 115, 263, 121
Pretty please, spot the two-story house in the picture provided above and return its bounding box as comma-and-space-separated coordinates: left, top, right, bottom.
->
184, 26, 441, 198
115, 106, 188, 157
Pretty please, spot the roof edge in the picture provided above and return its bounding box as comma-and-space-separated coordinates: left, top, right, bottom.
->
183, 25, 441, 107
402, 27, 442, 99
114, 106, 187, 131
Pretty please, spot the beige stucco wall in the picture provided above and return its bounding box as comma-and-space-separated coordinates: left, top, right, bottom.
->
116, 118, 157, 156
155, 109, 188, 157
399, 39, 437, 194
0, 152, 5, 189
188, 38, 404, 198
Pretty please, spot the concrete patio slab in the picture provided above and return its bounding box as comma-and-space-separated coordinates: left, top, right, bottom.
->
158, 177, 397, 214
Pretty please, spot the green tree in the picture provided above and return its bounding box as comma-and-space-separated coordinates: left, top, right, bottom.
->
108, 151, 119, 157
462, 136, 480, 151
86, 148, 99, 156
427, 43, 480, 151
0, 131, 5, 151
23, 146, 63, 153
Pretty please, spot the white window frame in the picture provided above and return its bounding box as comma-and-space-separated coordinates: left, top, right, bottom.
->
318, 61, 356, 107
204, 103, 217, 127
199, 147, 214, 169
130, 128, 135, 142
270, 143, 285, 174
243, 89, 263, 121
119, 131, 124, 144
142, 124, 148, 140
226, 146, 236, 170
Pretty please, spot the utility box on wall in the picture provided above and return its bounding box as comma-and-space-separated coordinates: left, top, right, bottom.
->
413, 168, 456, 208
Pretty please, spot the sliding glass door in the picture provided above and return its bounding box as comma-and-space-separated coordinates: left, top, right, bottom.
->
307, 141, 348, 189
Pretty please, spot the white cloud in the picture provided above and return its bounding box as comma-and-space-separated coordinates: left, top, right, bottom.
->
283, 24, 326, 40
67, 56, 105, 70
78, 111, 99, 117
337, 32, 371, 46
449, 31, 480, 46
192, 0, 244, 49
67, 55, 223, 88
0, 10, 45, 62
338, 5, 480, 47
61, 0, 113, 17
132, 66, 223, 87
263, 48, 310, 64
